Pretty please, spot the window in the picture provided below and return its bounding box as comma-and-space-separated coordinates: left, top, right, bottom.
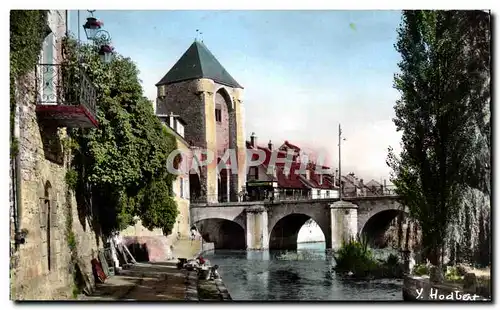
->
215, 109, 222, 122
249, 167, 258, 180
177, 123, 184, 137
180, 178, 184, 198
326, 191, 329, 197
158, 85, 166, 97
317, 190, 321, 197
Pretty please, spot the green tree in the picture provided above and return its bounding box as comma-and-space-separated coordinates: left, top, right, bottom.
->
10, 10, 49, 156
387, 10, 490, 265
63, 36, 178, 235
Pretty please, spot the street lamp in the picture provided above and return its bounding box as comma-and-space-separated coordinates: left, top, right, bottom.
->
98, 44, 114, 63
82, 12, 103, 40
81, 10, 114, 63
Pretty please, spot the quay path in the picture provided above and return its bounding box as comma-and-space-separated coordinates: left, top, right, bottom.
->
79, 239, 230, 301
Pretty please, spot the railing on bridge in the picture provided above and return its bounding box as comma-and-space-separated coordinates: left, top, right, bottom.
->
342, 185, 398, 198
189, 185, 398, 204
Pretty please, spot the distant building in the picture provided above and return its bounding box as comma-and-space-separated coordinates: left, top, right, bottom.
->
245, 133, 338, 200
245, 133, 393, 200
10, 10, 102, 299
339, 173, 392, 197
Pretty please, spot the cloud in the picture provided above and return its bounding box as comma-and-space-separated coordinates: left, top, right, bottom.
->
241, 66, 402, 181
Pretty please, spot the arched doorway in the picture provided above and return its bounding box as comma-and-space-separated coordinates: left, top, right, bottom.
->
214, 88, 238, 202
217, 157, 230, 202
189, 173, 201, 201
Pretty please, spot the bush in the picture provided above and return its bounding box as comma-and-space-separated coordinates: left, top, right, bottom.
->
333, 234, 379, 278
412, 263, 429, 276
445, 266, 462, 282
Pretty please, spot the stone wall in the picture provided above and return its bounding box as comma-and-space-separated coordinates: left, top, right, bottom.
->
170, 129, 192, 238
11, 11, 102, 300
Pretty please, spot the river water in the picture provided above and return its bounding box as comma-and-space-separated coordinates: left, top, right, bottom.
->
204, 242, 403, 301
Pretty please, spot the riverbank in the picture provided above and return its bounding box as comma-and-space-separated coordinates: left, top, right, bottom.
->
78, 238, 231, 301
189, 240, 232, 301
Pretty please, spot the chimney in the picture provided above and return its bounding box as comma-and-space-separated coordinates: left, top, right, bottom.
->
384, 179, 387, 189
250, 132, 257, 148
268, 140, 273, 150
360, 179, 364, 187
335, 169, 339, 186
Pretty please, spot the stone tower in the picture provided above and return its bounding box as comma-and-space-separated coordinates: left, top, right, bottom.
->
156, 40, 247, 203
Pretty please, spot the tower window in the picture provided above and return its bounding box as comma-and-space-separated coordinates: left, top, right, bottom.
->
215, 109, 222, 122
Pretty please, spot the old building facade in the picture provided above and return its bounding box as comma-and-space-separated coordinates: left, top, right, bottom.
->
10, 10, 102, 300
245, 133, 339, 201
155, 40, 247, 203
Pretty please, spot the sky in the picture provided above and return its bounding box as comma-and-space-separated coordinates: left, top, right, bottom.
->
69, 10, 403, 182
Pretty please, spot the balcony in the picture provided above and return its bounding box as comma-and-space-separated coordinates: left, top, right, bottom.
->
35, 63, 98, 128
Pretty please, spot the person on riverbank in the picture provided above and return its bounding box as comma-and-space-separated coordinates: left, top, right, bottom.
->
210, 265, 220, 279
190, 227, 197, 244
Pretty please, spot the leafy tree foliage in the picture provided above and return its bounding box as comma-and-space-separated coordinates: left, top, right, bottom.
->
10, 10, 49, 156
387, 10, 491, 265
63, 37, 179, 234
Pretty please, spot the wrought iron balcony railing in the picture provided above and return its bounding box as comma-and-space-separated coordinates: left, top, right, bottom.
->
35, 63, 97, 117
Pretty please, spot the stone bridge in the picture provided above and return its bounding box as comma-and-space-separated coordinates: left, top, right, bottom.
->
190, 196, 408, 250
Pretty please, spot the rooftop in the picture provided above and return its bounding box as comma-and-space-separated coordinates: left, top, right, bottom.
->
156, 40, 243, 89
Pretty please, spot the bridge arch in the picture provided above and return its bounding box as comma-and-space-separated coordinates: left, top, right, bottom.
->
267, 203, 331, 250
190, 206, 247, 250
195, 218, 246, 250
356, 199, 408, 247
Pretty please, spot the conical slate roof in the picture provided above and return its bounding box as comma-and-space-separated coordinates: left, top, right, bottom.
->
156, 40, 243, 89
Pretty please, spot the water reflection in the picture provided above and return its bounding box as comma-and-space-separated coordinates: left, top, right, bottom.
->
204, 242, 402, 301
247, 250, 270, 260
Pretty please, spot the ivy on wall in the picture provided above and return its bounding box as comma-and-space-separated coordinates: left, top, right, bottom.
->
10, 10, 50, 156
62, 36, 179, 235
10, 9, 180, 239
